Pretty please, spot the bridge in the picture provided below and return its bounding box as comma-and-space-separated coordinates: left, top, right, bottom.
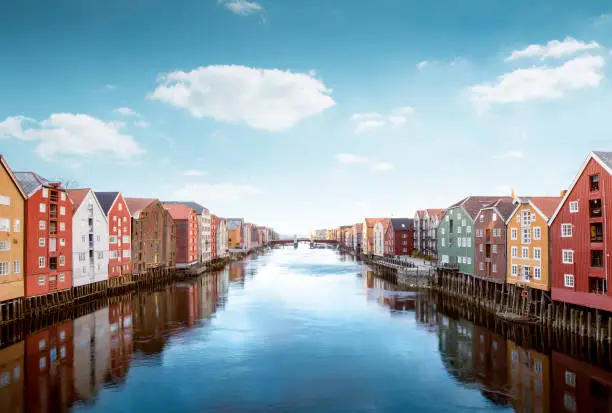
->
270, 239, 339, 246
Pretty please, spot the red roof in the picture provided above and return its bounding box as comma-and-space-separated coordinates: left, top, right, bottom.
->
520, 196, 563, 219
163, 203, 195, 220
67, 189, 90, 213
125, 197, 157, 215
364, 218, 385, 227
426, 208, 445, 220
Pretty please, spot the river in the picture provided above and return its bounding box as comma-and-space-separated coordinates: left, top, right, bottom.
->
0, 245, 610, 412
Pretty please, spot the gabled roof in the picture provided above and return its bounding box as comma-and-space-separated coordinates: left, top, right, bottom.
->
551, 151, 612, 223
354, 223, 363, 231
162, 203, 195, 220
124, 197, 157, 218
94, 192, 120, 215
66, 189, 91, 212
390, 218, 413, 231
449, 196, 512, 220
364, 218, 385, 227
14, 171, 55, 196
163, 201, 208, 215
0, 156, 27, 200
476, 198, 516, 222
426, 209, 445, 220
415, 210, 426, 218
513, 196, 562, 222
226, 218, 244, 230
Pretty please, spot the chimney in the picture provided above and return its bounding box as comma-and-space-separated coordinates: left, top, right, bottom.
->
511, 188, 516, 198
560, 189, 567, 197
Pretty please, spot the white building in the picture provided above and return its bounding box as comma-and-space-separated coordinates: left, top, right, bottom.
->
216, 218, 228, 259
67, 189, 109, 289
373, 221, 386, 257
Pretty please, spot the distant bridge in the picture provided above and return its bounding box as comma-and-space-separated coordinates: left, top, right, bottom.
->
270, 239, 339, 246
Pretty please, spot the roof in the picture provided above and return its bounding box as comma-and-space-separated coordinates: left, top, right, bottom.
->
14, 171, 54, 196
66, 189, 90, 211
517, 196, 562, 219
163, 201, 208, 215
364, 218, 385, 227
226, 218, 244, 230
594, 151, 612, 170
477, 198, 516, 221
94, 192, 120, 214
162, 203, 195, 220
390, 218, 413, 231
124, 197, 157, 217
449, 196, 512, 220
426, 209, 445, 220
0, 156, 27, 200
354, 223, 363, 231
415, 210, 426, 218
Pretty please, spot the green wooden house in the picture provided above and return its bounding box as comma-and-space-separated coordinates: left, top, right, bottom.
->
437, 196, 511, 275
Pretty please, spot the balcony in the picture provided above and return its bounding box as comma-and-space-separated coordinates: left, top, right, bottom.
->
590, 199, 602, 218
50, 191, 58, 202
591, 223, 603, 243
589, 277, 607, 295
49, 257, 57, 271
592, 250, 604, 268
49, 221, 57, 235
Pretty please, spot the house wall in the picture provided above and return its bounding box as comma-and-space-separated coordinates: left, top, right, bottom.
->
72, 191, 109, 287
373, 222, 384, 256
474, 207, 507, 283
174, 219, 188, 266
24, 186, 72, 297
393, 228, 413, 255
551, 158, 612, 310
163, 209, 176, 269
437, 206, 475, 275
0, 341, 24, 412
506, 203, 550, 291
0, 164, 25, 302
132, 201, 173, 274
108, 194, 131, 278
210, 216, 217, 260
200, 209, 211, 263
217, 220, 228, 258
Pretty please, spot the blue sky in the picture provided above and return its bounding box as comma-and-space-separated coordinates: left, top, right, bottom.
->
1, 0, 612, 234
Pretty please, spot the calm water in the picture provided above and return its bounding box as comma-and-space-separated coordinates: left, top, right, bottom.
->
1, 246, 610, 412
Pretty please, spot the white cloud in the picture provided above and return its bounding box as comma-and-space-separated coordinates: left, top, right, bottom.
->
416, 61, 429, 70
506, 37, 600, 61
113, 107, 139, 117
350, 106, 414, 134
0, 114, 143, 161
470, 55, 605, 107
133, 120, 149, 128
170, 182, 261, 202
371, 162, 394, 171
104, 84, 117, 90
494, 150, 524, 159
335, 153, 369, 164
219, 0, 263, 15
148, 65, 335, 131
182, 169, 206, 176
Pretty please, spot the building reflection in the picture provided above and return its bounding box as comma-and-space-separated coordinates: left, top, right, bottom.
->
108, 298, 132, 385
229, 263, 246, 287
438, 314, 476, 384
473, 327, 510, 407
0, 341, 24, 413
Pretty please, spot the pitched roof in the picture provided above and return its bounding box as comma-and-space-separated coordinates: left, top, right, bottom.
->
124, 197, 157, 217
226, 218, 244, 230
354, 223, 363, 231
0, 156, 26, 200
67, 189, 90, 211
518, 196, 562, 219
415, 210, 426, 218
13, 171, 54, 196
390, 218, 413, 231
163, 203, 195, 220
163, 201, 208, 215
94, 192, 120, 215
426, 209, 445, 220
364, 218, 385, 227
594, 151, 612, 171
450, 196, 513, 220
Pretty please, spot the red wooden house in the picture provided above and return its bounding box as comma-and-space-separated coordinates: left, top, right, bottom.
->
210, 214, 218, 261
14, 172, 73, 299
94, 192, 132, 282
550, 151, 612, 311
388, 218, 414, 255
163, 203, 198, 268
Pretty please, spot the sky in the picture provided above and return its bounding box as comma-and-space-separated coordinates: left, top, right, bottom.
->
1, 0, 612, 235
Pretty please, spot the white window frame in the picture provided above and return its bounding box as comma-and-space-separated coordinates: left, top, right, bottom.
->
60, 192, 66, 201
60, 206, 65, 216
511, 228, 518, 240
533, 226, 541, 240
492, 263, 497, 273
492, 244, 497, 253
569, 201, 578, 213
59, 273, 65, 282
467, 257, 471, 265
492, 213, 497, 222
562, 249, 574, 264
534, 247, 541, 260
466, 225, 471, 234
511, 264, 518, 276
38, 257, 45, 268
38, 276, 45, 286
39, 237, 45, 247
511, 247, 518, 258
39, 203, 46, 213
39, 220, 45, 230
0, 241, 9, 251
561, 224, 572, 238
479, 243, 484, 252
13, 260, 20, 274
0, 262, 9, 276
0, 218, 9, 232
59, 256, 65, 266
13, 219, 20, 232
479, 262, 484, 270
534, 266, 541, 280
59, 222, 65, 231
522, 228, 531, 244
522, 247, 529, 259
564, 274, 575, 288
467, 237, 471, 248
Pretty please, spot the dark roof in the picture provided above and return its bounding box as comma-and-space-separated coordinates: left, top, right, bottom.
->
94, 192, 119, 214
163, 201, 208, 215
390, 218, 413, 231
594, 151, 612, 170
450, 196, 513, 220
481, 198, 516, 221
13, 171, 52, 196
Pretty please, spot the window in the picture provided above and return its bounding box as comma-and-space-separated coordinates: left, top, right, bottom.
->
534, 267, 541, 280
118, 202, 123, 211
110, 236, 117, 244
534, 248, 541, 260
479, 243, 484, 252
569, 201, 578, 213
467, 238, 471, 247
590, 199, 602, 218
561, 224, 572, 237
521, 210, 531, 226
564, 274, 575, 288
492, 263, 497, 273
39, 203, 46, 213
122, 235, 130, 243
492, 245, 497, 253
511, 228, 518, 240
59, 273, 65, 282
590, 174, 600, 191
479, 215, 484, 223
492, 213, 497, 222
78, 252, 86, 262
402, 248, 407, 253
533, 227, 541, 240
39, 237, 46, 247
479, 262, 484, 270
39, 220, 45, 230
110, 250, 119, 259
461, 219, 466, 226
592, 250, 604, 268
13, 219, 20, 232
0, 218, 9, 232
466, 225, 471, 234
441, 228, 445, 235
522, 228, 531, 244
511, 264, 518, 276
59, 222, 65, 231
38, 276, 45, 286
12, 260, 20, 274
522, 247, 529, 259
60, 192, 66, 201
563, 250, 574, 264
38, 257, 45, 268
467, 257, 471, 265
0, 241, 9, 251
123, 249, 131, 258
82, 266, 87, 274
60, 206, 65, 215
0, 195, 10, 207
0, 262, 9, 276
457, 226, 461, 234
441, 238, 445, 247
42, 188, 48, 198
511, 247, 518, 258
402, 241, 407, 246
402, 234, 407, 239
565, 370, 576, 387
59, 256, 65, 266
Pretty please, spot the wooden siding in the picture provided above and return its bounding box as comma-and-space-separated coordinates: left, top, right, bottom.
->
551, 158, 612, 310
474, 207, 507, 283
108, 194, 131, 278
437, 206, 475, 275
131, 201, 174, 273
506, 203, 550, 291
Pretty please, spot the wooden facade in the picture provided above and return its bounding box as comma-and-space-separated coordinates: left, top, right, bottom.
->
389, 218, 414, 256
550, 152, 612, 311
163, 204, 198, 268
473, 199, 514, 283
95, 192, 132, 279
